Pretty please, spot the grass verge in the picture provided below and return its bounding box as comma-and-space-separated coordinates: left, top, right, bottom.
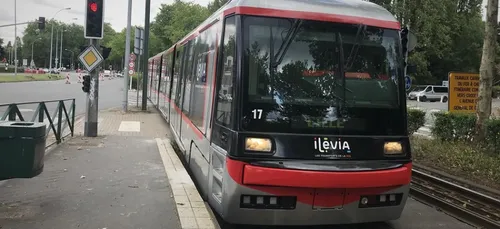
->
411, 136, 500, 190
0, 74, 63, 83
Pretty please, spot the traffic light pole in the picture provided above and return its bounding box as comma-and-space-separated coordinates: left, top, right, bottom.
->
84, 39, 100, 137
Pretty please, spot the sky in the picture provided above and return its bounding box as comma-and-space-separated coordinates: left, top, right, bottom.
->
0, 0, 491, 44
0, 0, 212, 44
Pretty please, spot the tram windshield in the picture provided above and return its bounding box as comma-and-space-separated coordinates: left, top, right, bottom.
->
240, 16, 406, 135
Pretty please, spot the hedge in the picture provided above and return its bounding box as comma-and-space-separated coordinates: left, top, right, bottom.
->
493, 86, 500, 98
407, 108, 426, 135
131, 73, 143, 90
432, 112, 500, 152
0, 67, 24, 73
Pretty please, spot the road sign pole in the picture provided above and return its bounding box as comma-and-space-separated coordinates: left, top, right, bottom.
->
123, 0, 132, 112
84, 39, 100, 137
142, 0, 151, 111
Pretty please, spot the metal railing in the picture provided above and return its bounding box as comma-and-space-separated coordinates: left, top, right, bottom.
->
0, 99, 76, 148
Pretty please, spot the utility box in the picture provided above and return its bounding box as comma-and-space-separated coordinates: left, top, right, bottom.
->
0, 121, 47, 180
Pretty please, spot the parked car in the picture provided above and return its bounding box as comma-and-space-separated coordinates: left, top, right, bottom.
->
408, 85, 448, 102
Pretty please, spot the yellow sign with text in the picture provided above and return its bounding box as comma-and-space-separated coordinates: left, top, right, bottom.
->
448, 72, 479, 113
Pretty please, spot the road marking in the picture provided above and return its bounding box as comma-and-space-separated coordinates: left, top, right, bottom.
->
155, 138, 216, 229
118, 121, 140, 132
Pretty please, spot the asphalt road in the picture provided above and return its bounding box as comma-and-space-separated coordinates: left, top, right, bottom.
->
407, 98, 500, 112
0, 72, 126, 120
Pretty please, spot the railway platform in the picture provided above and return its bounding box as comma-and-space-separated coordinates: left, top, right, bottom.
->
0, 106, 217, 229
0, 106, 476, 229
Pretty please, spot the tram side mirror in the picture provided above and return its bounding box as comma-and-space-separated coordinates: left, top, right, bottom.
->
401, 28, 418, 53
407, 30, 418, 52
407, 64, 417, 74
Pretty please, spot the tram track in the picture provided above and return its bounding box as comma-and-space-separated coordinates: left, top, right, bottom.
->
410, 166, 500, 229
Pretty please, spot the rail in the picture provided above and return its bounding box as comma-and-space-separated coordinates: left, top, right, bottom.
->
0, 99, 76, 148
411, 167, 500, 228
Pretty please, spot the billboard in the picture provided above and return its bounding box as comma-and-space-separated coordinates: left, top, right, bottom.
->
448, 72, 479, 113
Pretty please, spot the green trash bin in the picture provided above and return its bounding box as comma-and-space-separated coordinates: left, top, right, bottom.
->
0, 121, 47, 180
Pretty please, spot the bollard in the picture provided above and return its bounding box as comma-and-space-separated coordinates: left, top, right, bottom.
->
65, 73, 71, 84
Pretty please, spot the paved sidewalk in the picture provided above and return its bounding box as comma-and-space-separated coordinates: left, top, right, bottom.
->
0, 107, 217, 229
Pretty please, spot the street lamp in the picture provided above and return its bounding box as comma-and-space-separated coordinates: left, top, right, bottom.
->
49, 7, 71, 71
55, 28, 66, 70
65, 49, 74, 70
58, 18, 77, 69
31, 37, 42, 68
14, 0, 18, 77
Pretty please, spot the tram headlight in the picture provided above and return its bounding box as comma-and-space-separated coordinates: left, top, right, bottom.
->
245, 138, 272, 152
384, 142, 404, 155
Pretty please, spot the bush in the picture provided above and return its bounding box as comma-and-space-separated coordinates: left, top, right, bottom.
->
0, 67, 24, 73
407, 108, 426, 134
131, 73, 143, 89
486, 119, 500, 153
432, 112, 476, 142
411, 136, 500, 190
493, 86, 500, 98
431, 112, 500, 152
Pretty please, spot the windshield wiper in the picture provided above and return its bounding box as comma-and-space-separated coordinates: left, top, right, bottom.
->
271, 19, 303, 68
345, 24, 366, 71
335, 32, 351, 120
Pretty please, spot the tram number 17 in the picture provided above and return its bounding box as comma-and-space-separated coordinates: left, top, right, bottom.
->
251, 109, 263, 119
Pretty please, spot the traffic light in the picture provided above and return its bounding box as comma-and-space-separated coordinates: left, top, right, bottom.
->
100, 45, 112, 60
82, 75, 91, 93
38, 17, 45, 30
0, 46, 4, 59
85, 0, 104, 39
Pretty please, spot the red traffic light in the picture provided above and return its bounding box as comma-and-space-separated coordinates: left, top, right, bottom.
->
89, 2, 98, 12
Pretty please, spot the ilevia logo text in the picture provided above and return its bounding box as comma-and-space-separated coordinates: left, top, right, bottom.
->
313, 137, 351, 158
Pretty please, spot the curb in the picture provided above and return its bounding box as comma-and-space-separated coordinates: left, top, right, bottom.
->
156, 138, 218, 229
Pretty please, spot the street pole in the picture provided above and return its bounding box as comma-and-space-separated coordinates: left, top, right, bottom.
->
49, 24, 54, 70
0, 21, 31, 28
123, 0, 133, 112
60, 31, 63, 69
142, 0, 151, 111
55, 30, 59, 70
136, 54, 141, 107
14, 0, 17, 77
31, 42, 34, 66
48, 8, 71, 70
84, 39, 100, 137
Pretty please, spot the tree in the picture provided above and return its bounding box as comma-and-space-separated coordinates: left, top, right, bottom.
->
475, 0, 498, 141
0, 38, 5, 60
207, 0, 229, 13
366, 0, 484, 85
20, 19, 86, 68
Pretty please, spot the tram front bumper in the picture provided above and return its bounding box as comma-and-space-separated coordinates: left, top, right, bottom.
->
220, 158, 412, 225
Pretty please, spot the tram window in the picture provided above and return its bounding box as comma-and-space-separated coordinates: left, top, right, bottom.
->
165, 52, 173, 99
215, 16, 236, 127
181, 40, 195, 114
173, 46, 184, 105
187, 29, 210, 130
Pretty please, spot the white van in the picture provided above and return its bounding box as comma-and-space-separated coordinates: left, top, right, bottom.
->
408, 85, 449, 102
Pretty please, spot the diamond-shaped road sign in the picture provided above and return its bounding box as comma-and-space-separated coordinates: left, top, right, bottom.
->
78, 45, 104, 72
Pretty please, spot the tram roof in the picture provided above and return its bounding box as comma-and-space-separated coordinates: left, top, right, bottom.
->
153, 0, 399, 60
225, 0, 397, 22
